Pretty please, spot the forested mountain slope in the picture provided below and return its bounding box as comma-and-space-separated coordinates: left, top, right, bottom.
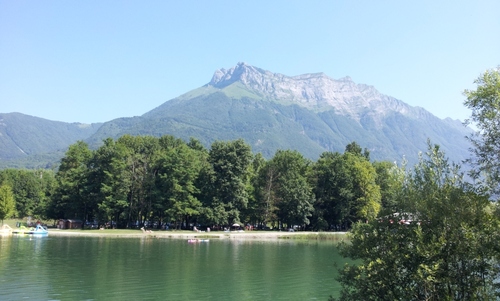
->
88, 63, 471, 164
0, 113, 101, 167
1, 63, 472, 167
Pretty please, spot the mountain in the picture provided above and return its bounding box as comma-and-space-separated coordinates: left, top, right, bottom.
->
0, 63, 473, 168
85, 62, 471, 164
0, 113, 102, 168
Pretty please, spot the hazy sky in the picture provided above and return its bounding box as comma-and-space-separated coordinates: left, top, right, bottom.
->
1, 1, 499, 124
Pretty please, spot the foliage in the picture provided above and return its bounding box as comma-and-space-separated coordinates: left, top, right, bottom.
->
265, 150, 314, 229
41, 135, 388, 230
200, 139, 253, 226
11, 133, 475, 237
373, 160, 405, 216
313, 149, 381, 230
333, 143, 500, 301
0, 169, 55, 219
91, 138, 130, 225
117, 135, 160, 227
464, 67, 500, 195
0, 184, 15, 223
51, 141, 93, 221
345, 141, 370, 160
156, 143, 203, 229
241, 153, 267, 227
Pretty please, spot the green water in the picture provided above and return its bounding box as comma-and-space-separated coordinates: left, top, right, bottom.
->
0, 235, 346, 300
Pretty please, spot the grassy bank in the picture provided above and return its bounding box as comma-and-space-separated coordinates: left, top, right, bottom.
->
1, 218, 346, 241
277, 232, 346, 241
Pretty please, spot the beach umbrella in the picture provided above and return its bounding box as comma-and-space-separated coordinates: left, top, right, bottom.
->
232, 223, 240, 227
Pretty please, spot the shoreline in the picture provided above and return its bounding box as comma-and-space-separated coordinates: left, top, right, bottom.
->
46, 229, 347, 241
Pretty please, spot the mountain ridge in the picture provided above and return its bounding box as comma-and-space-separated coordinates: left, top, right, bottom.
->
90, 63, 471, 164
207, 62, 428, 125
0, 63, 471, 168
0, 112, 102, 168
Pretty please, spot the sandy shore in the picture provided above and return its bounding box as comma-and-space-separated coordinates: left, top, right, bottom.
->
47, 229, 346, 240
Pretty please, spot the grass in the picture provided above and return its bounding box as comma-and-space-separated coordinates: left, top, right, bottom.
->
1, 218, 348, 241
277, 232, 346, 241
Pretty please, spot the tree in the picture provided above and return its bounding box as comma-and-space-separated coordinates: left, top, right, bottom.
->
116, 135, 160, 228
186, 137, 207, 153
241, 153, 267, 227
201, 139, 253, 226
90, 138, 130, 226
156, 143, 202, 229
373, 160, 405, 216
464, 67, 500, 195
0, 169, 54, 219
30, 170, 56, 220
345, 141, 370, 160
52, 141, 93, 220
333, 143, 500, 301
314, 150, 381, 230
267, 150, 314, 229
0, 184, 15, 224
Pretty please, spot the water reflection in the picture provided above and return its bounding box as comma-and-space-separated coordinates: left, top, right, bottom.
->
0, 236, 347, 300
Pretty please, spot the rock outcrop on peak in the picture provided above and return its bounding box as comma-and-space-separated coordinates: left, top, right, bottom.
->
208, 63, 412, 123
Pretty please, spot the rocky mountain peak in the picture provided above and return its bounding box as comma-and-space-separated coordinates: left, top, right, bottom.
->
210, 62, 272, 88
208, 63, 414, 123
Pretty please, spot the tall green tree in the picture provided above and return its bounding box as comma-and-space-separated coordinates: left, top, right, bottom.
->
254, 155, 280, 229
464, 67, 500, 195
269, 150, 314, 229
201, 139, 253, 226
313, 152, 346, 230
116, 135, 160, 227
373, 160, 405, 216
52, 141, 93, 221
242, 153, 268, 227
0, 184, 15, 224
90, 138, 130, 225
314, 149, 381, 230
31, 170, 56, 219
333, 143, 500, 301
156, 143, 203, 229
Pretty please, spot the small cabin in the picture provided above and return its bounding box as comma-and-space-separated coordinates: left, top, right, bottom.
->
66, 219, 83, 229
57, 219, 83, 229
57, 219, 67, 229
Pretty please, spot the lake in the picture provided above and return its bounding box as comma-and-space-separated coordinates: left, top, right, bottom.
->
0, 234, 346, 300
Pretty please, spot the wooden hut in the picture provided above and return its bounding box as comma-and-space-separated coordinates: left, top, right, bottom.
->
66, 219, 83, 229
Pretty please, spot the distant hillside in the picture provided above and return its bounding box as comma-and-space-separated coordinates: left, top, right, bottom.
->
86, 63, 472, 164
0, 63, 472, 168
0, 113, 101, 168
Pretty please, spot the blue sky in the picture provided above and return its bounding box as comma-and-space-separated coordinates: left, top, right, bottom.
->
1, 1, 499, 124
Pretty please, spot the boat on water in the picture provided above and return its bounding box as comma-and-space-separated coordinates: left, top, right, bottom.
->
12, 225, 29, 235
12, 224, 48, 236
0, 224, 13, 235
30, 224, 49, 235
187, 239, 209, 243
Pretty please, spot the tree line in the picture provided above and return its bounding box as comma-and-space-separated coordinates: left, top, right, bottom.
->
0, 135, 397, 230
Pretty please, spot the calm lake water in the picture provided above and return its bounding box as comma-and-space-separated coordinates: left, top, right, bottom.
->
0, 235, 346, 300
